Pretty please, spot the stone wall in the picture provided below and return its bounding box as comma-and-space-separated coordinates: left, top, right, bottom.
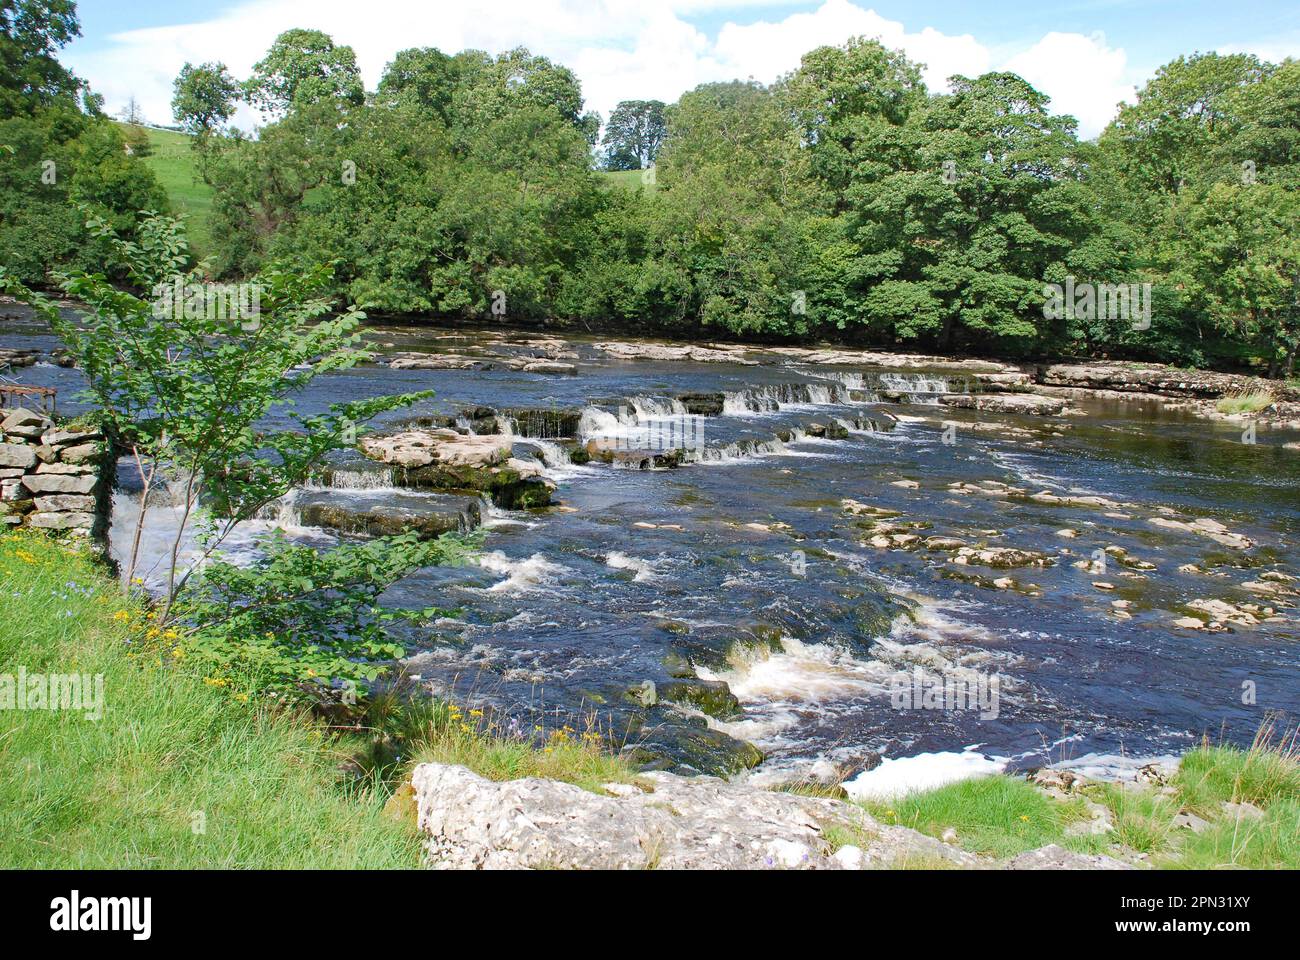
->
0, 407, 113, 545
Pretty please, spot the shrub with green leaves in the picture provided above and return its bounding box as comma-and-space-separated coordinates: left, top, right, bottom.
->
1, 209, 464, 703
1, 211, 433, 614
173, 531, 471, 696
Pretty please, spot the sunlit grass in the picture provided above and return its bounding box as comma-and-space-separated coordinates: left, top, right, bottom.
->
1215, 390, 1275, 415
116, 123, 213, 255
402, 698, 636, 794
861, 774, 1105, 859
600, 168, 657, 193
0, 528, 419, 868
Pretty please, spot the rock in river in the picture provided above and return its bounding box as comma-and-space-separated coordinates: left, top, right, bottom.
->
294, 490, 481, 539
358, 429, 554, 508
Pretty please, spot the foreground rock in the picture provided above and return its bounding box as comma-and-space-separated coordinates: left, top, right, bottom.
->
411, 763, 1135, 870
413, 763, 979, 870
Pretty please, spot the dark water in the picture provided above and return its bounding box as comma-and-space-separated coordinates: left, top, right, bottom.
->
4, 315, 1298, 790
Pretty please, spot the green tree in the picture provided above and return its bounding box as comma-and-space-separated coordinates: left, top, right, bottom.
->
0, 110, 167, 282
1170, 182, 1300, 376
377, 46, 459, 125
0, 0, 82, 118
835, 71, 1101, 352
601, 99, 666, 170
244, 28, 364, 115
451, 46, 600, 145
172, 61, 240, 135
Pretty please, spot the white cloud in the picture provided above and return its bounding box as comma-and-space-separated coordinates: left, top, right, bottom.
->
1219, 34, 1300, 65
711, 0, 988, 89
64, 0, 1136, 138
1003, 31, 1135, 136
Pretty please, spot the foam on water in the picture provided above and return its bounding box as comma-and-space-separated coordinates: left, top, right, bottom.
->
476, 551, 569, 593
605, 551, 658, 582
842, 749, 1007, 801
108, 487, 333, 592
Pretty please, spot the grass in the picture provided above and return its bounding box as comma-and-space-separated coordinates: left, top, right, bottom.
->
600, 168, 658, 193
0, 528, 420, 867
854, 723, 1300, 868
1215, 389, 1275, 415
862, 774, 1106, 859
1175, 726, 1300, 814
0, 528, 632, 867
118, 123, 213, 255
399, 698, 636, 795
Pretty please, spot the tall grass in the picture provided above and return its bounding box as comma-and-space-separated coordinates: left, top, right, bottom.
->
0, 529, 419, 868
1215, 389, 1275, 415
398, 697, 636, 794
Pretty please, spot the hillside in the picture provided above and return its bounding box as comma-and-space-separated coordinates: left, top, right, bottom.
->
118, 123, 213, 254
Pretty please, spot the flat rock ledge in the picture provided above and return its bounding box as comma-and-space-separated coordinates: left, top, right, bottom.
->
411, 763, 1131, 870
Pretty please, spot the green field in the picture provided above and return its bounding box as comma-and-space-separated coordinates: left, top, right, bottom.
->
0, 529, 420, 868
599, 168, 657, 192
118, 123, 213, 255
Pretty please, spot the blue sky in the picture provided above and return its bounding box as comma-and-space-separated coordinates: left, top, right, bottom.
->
65, 1, 1300, 138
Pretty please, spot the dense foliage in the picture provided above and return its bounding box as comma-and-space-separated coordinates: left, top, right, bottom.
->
0, 0, 168, 283
166, 29, 1297, 373
4, 4, 1297, 374
1, 210, 466, 696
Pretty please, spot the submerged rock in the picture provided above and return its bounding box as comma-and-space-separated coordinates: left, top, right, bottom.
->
295, 492, 480, 539
954, 546, 1055, 569
1148, 516, 1254, 550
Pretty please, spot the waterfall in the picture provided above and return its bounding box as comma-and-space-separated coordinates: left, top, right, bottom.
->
630, 395, 687, 418
320, 466, 395, 491
876, 372, 952, 399
721, 382, 849, 414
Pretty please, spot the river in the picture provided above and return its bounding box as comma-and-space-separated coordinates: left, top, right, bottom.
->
4, 314, 1298, 794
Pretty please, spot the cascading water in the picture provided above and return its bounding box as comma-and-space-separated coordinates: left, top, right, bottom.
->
17, 319, 1285, 786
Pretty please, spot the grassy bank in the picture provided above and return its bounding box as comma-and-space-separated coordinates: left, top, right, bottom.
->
0, 529, 629, 868
853, 730, 1300, 868
0, 529, 421, 867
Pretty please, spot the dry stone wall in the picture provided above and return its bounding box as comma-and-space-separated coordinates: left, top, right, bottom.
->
0, 407, 113, 545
